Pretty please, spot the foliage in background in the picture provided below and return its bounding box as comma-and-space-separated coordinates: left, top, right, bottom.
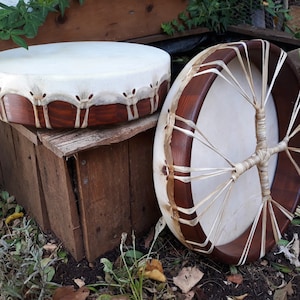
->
161, 0, 291, 35
0, 0, 85, 48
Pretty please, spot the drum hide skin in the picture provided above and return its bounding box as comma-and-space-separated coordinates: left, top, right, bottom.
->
153, 39, 300, 265
0, 41, 170, 128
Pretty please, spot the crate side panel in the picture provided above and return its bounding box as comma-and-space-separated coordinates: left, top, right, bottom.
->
76, 142, 131, 262
129, 128, 161, 233
36, 146, 84, 260
0, 122, 49, 229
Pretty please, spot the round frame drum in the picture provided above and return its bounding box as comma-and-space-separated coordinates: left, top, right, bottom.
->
0, 41, 170, 128
153, 40, 300, 265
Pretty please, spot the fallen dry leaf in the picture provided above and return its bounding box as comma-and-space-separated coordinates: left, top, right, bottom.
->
226, 273, 244, 285
173, 266, 204, 294
53, 286, 90, 300
140, 258, 166, 282
277, 233, 300, 267
74, 278, 86, 288
144, 268, 166, 282
43, 242, 57, 252
273, 281, 294, 300
145, 258, 164, 273
5, 212, 24, 225
260, 259, 268, 266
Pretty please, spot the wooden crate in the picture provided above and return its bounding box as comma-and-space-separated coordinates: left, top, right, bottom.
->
0, 114, 161, 261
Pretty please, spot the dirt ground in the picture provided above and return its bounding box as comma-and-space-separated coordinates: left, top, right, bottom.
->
52, 220, 300, 300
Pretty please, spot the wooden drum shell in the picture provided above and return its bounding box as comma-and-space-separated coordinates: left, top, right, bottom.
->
154, 40, 300, 265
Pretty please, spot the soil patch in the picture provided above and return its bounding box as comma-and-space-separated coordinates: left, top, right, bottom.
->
52, 222, 300, 299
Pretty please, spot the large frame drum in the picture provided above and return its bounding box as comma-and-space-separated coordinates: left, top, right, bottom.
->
153, 40, 300, 265
0, 41, 170, 128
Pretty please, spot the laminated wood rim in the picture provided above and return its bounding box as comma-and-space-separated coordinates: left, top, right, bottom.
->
153, 40, 300, 265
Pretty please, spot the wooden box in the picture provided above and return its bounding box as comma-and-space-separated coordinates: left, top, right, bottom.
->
0, 114, 160, 261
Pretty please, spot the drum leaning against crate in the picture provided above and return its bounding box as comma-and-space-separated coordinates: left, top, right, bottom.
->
153, 39, 300, 265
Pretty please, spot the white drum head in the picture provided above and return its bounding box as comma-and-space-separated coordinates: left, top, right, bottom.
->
0, 41, 170, 128
153, 40, 300, 265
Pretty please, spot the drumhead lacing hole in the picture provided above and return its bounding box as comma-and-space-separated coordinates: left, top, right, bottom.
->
161, 165, 168, 176
123, 89, 136, 98
76, 94, 94, 102
29, 91, 47, 101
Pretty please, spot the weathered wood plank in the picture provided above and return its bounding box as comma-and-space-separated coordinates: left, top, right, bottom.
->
228, 24, 300, 47
129, 129, 161, 233
11, 124, 40, 146
0, 0, 188, 51
0, 122, 50, 229
76, 142, 131, 262
36, 145, 84, 260
37, 113, 159, 158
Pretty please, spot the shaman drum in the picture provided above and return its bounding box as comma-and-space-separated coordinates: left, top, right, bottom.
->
153, 40, 300, 265
0, 41, 170, 128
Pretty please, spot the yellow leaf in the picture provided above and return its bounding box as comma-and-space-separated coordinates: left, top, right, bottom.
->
139, 259, 166, 282
5, 212, 24, 225
145, 259, 164, 273
144, 268, 167, 282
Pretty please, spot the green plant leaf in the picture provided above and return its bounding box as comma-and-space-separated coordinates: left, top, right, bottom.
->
291, 218, 300, 226
0, 0, 86, 47
97, 295, 113, 300
41, 257, 52, 268
100, 257, 114, 274
271, 262, 292, 273
125, 250, 144, 260
24, 21, 39, 38
229, 265, 238, 275
57, 249, 68, 263
11, 34, 28, 48
44, 265, 55, 282
277, 239, 290, 246
1, 191, 10, 201
56, 0, 70, 16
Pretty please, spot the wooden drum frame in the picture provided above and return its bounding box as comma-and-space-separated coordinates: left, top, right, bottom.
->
153, 40, 300, 265
0, 42, 170, 128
